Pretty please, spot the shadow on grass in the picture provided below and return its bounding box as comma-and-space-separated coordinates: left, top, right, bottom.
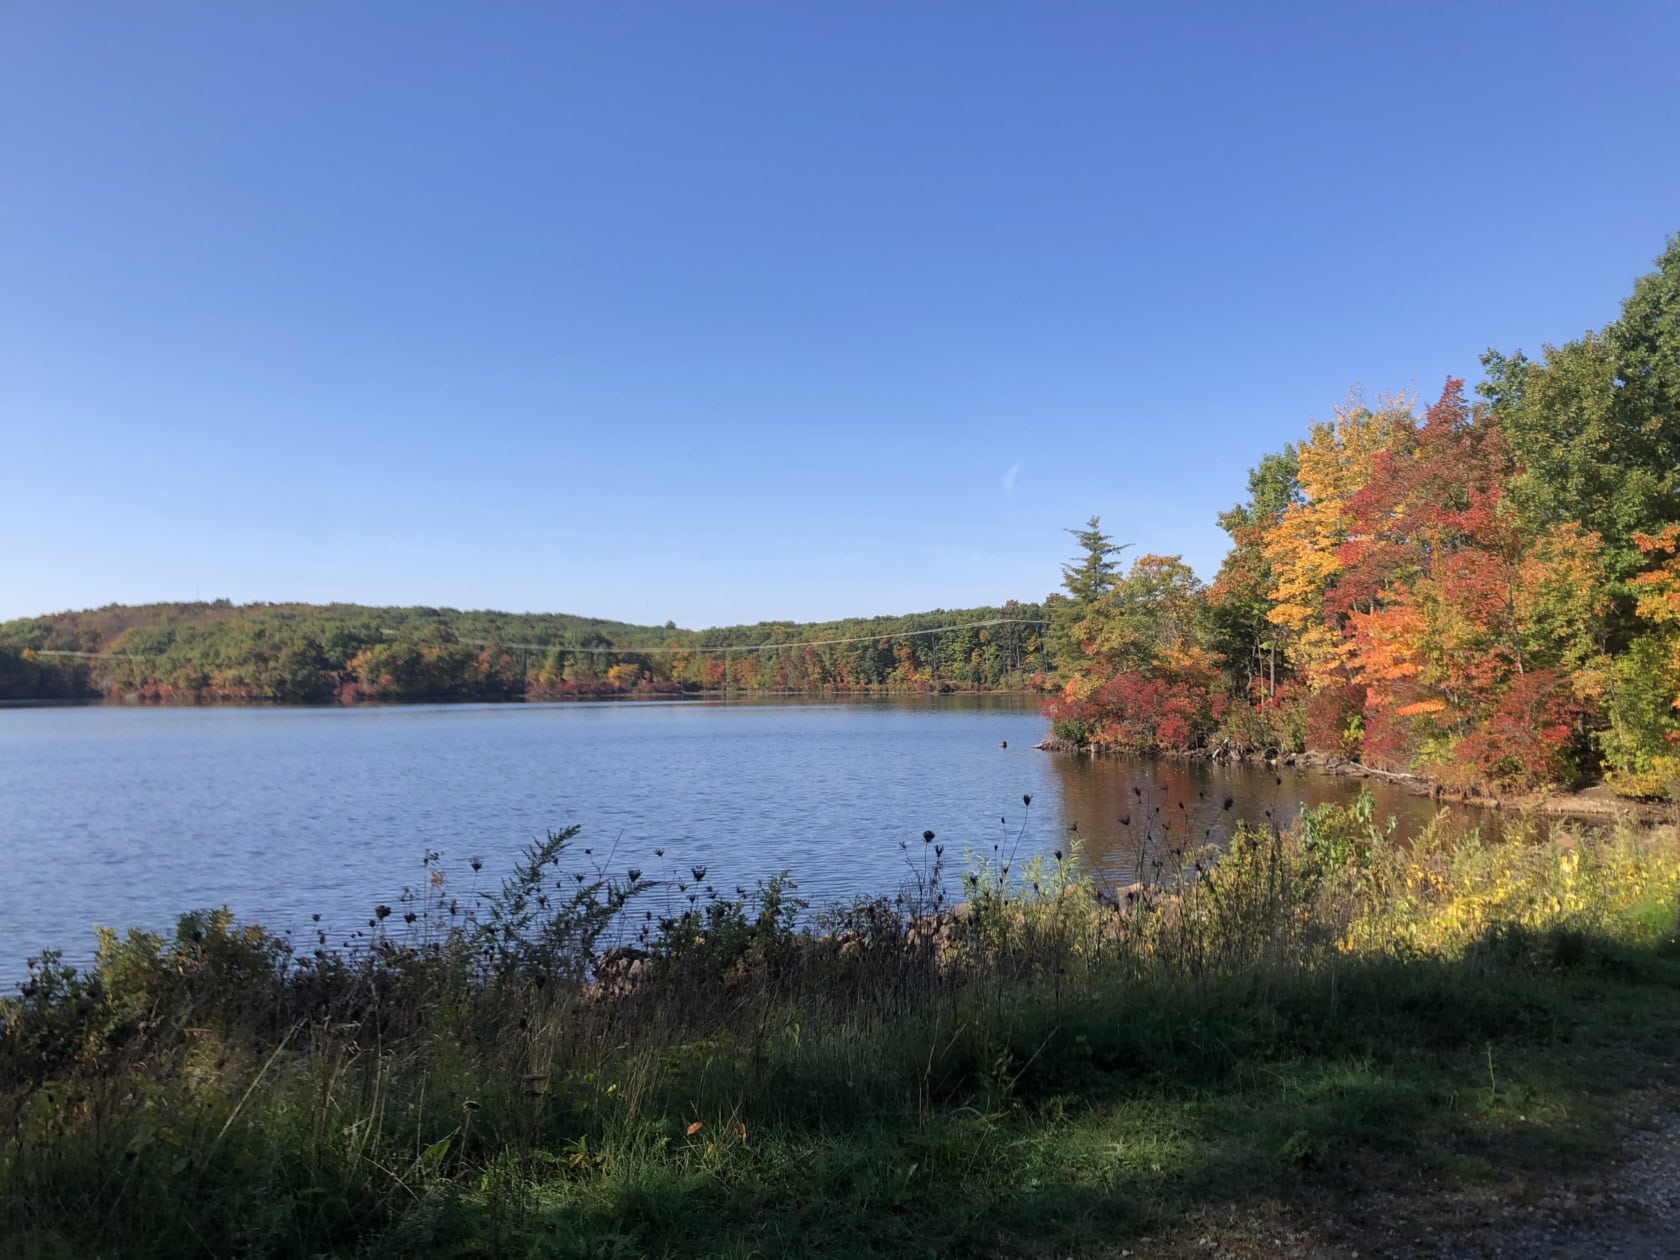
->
368, 930, 1680, 1258
5, 898, 1678, 1258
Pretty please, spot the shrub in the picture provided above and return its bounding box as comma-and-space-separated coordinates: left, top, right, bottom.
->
1304, 682, 1366, 759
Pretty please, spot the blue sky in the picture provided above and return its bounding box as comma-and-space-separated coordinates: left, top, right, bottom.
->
4, 3, 1678, 628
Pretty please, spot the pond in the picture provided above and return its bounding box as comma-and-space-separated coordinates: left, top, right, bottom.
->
0, 696, 1491, 978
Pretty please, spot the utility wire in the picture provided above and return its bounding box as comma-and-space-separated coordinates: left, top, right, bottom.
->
460, 617, 1047, 656
20, 617, 1047, 661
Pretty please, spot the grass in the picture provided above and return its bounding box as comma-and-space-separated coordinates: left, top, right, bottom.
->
3, 797, 1679, 1258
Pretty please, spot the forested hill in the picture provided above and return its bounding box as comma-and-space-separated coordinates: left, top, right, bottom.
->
0, 600, 1052, 703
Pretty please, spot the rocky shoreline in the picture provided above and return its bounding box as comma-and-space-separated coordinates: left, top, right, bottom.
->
1033, 737, 1676, 825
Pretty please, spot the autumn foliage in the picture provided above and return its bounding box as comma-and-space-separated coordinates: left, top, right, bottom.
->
1049, 234, 1680, 796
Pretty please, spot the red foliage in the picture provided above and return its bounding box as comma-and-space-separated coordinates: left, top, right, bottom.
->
1453, 668, 1593, 790
1358, 704, 1418, 773
1332, 379, 1518, 618
1304, 682, 1366, 758
1044, 670, 1225, 752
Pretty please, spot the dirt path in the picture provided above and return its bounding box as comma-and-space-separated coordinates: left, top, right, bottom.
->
1129, 1100, 1680, 1258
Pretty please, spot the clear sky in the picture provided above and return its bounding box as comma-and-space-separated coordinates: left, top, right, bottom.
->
3, 3, 1678, 628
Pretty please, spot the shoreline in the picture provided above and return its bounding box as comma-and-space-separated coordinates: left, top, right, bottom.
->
1034, 737, 1677, 825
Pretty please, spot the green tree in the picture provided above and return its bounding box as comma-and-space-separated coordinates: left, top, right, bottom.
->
1049, 516, 1129, 671
1206, 448, 1299, 698
1479, 235, 1680, 587
1061, 516, 1126, 602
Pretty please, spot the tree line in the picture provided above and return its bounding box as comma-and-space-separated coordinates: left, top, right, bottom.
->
1047, 235, 1679, 799
0, 601, 1050, 704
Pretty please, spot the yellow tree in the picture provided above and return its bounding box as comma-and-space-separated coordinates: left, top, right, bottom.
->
1264, 390, 1414, 688
1605, 525, 1680, 795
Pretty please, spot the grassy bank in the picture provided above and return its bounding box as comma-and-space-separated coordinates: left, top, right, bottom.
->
4, 801, 1679, 1258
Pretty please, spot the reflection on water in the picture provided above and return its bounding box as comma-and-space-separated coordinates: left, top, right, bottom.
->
1048, 752, 1498, 887
0, 696, 1498, 979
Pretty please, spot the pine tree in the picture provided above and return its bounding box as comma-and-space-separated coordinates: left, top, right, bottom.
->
1048, 516, 1129, 673
1061, 516, 1125, 602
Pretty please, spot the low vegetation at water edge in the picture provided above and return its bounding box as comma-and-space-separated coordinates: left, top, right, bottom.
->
4, 796, 1680, 1257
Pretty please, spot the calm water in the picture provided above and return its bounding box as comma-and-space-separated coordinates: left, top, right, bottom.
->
0, 697, 1488, 977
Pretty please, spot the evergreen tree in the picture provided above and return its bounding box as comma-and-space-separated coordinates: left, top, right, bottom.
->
1049, 516, 1130, 673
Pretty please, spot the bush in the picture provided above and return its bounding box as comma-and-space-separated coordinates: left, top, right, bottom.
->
1051, 717, 1089, 744
1454, 668, 1595, 791
1601, 634, 1680, 799
1305, 682, 1366, 759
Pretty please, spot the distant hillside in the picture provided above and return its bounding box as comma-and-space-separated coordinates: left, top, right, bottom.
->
0, 600, 1052, 703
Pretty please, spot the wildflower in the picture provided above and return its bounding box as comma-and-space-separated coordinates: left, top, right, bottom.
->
471, 858, 483, 873
1022, 794, 1033, 807
627, 868, 642, 883
923, 830, 935, 843
692, 866, 706, 882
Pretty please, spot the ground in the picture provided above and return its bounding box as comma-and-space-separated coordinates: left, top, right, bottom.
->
1136, 1086, 1680, 1259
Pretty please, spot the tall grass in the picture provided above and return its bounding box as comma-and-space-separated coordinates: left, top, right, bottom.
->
3, 797, 1678, 1257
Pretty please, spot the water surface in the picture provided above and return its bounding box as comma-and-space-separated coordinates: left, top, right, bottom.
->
0, 697, 1487, 976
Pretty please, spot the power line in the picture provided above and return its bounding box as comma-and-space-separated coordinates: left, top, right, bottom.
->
18, 617, 1047, 661
460, 617, 1047, 656
18, 649, 146, 660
